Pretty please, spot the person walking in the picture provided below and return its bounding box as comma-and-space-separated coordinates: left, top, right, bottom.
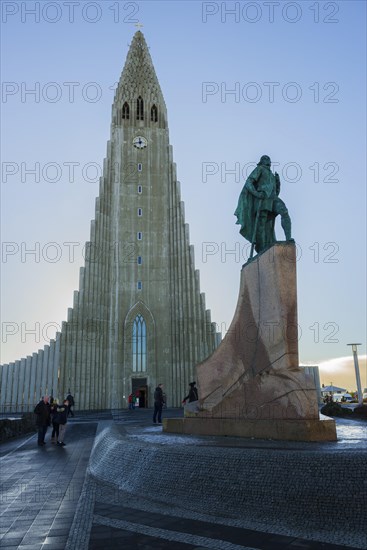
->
34, 396, 51, 446
55, 399, 69, 446
153, 384, 164, 424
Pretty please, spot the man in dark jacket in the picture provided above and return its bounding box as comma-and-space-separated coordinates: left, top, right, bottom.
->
153, 384, 164, 424
34, 396, 51, 446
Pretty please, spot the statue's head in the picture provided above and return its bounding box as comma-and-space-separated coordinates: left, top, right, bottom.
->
258, 155, 271, 167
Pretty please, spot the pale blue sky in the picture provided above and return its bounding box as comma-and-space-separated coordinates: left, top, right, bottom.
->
1, 1, 366, 388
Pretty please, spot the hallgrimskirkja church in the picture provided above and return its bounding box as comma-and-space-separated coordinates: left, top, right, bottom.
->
1, 31, 220, 411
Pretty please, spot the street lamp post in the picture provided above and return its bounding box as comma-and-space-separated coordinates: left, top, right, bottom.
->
347, 343, 363, 406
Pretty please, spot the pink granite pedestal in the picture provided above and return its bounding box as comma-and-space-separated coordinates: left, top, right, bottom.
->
164, 243, 336, 441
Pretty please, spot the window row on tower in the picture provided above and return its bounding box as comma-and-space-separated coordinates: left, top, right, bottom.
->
121, 97, 158, 122
136, 163, 143, 293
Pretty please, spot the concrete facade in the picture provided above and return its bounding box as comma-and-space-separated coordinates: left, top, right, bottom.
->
0, 31, 219, 412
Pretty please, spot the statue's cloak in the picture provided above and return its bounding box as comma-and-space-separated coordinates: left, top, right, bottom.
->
234, 186, 257, 243
235, 165, 277, 249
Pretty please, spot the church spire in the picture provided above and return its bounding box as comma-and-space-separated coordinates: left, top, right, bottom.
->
0, 29, 219, 414
114, 31, 167, 128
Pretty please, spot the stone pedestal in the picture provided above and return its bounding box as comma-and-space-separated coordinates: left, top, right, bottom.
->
164, 243, 337, 441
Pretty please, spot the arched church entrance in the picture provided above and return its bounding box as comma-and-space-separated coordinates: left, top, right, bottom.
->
132, 377, 148, 408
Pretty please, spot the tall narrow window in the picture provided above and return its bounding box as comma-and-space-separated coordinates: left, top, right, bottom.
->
137, 96, 144, 120
138, 185, 142, 194
122, 102, 130, 120
132, 314, 146, 372
137, 256, 142, 265
151, 104, 158, 122
137, 208, 142, 216
138, 163, 142, 172
137, 232, 142, 240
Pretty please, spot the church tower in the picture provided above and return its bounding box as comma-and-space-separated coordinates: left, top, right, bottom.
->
0, 31, 219, 412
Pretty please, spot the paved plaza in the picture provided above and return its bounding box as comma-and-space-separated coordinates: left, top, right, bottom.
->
0, 409, 366, 549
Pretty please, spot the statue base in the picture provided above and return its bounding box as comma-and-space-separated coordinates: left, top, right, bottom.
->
164, 243, 336, 442
163, 414, 337, 442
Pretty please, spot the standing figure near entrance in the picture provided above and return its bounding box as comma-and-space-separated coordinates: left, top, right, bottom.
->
128, 394, 135, 410
153, 384, 164, 424
234, 155, 292, 255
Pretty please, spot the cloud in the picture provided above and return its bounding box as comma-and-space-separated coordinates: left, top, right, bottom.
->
301, 355, 367, 391
322, 356, 366, 390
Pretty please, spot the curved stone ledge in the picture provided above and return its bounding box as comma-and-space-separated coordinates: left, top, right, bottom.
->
88, 424, 366, 540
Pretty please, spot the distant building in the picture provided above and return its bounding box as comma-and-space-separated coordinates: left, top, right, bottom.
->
302, 366, 323, 404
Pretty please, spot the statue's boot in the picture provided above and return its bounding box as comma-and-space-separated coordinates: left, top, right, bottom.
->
281, 214, 292, 241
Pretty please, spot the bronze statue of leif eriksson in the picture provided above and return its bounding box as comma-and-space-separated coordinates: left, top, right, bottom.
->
234, 155, 293, 257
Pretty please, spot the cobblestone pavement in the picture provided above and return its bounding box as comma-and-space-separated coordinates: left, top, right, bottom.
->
0, 409, 366, 549
0, 421, 97, 549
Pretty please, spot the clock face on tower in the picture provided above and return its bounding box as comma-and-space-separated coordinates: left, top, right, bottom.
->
133, 136, 148, 149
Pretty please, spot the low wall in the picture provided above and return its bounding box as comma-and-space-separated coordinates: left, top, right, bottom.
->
0, 414, 37, 442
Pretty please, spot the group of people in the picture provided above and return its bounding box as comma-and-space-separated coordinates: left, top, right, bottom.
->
34, 392, 74, 447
